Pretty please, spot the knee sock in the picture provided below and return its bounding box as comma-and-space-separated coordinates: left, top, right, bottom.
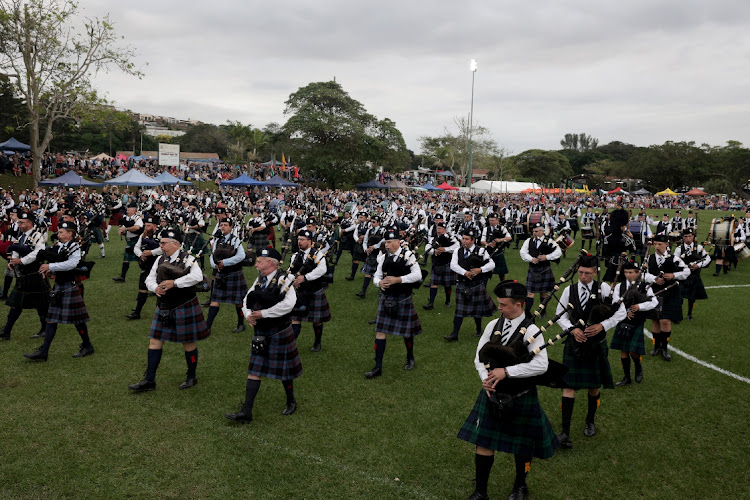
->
36, 308, 46, 332
687, 301, 695, 316
428, 287, 437, 304
120, 262, 129, 279
474, 317, 482, 333
715, 263, 722, 275
184, 348, 198, 378
513, 454, 531, 488
146, 348, 163, 382
444, 286, 452, 303
374, 338, 386, 369
313, 323, 323, 346
40, 322, 58, 354
76, 323, 92, 348
631, 353, 642, 374
404, 336, 414, 360
361, 276, 371, 293
99, 243, 105, 256
474, 453, 494, 495
235, 306, 244, 328
525, 297, 534, 314
3, 276, 12, 297
4, 307, 22, 333
79, 283, 85, 299
350, 262, 358, 277
292, 323, 301, 339
586, 393, 600, 423
242, 379, 261, 414
561, 396, 575, 435
451, 316, 463, 336
206, 306, 220, 329
662, 329, 671, 349
134, 292, 148, 315
282, 379, 295, 404
620, 356, 631, 379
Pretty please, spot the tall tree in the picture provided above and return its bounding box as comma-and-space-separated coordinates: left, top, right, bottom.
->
560, 132, 599, 151
512, 149, 573, 185
0, 0, 142, 183
0, 75, 26, 140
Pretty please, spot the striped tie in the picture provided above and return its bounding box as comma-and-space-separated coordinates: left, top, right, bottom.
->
580, 285, 589, 309
500, 319, 513, 344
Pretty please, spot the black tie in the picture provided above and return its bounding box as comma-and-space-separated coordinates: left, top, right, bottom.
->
260, 276, 268, 290
19, 234, 26, 245
464, 249, 470, 259
501, 319, 513, 345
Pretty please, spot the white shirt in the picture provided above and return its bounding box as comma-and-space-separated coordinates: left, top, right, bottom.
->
373, 248, 422, 286
145, 251, 204, 292
556, 281, 626, 332
475, 314, 549, 382
243, 269, 297, 319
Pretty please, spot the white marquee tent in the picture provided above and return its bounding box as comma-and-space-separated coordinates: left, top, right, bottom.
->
471, 180, 542, 193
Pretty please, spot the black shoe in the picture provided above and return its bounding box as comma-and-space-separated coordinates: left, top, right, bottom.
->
444, 302, 451, 308
508, 484, 529, 500
712, 273, 719, 276
225, 408, 253, 423
557, 432, 573, 449
423, 280, 432, 288
179, 377, 198, 390
310, 343, 321, 352
650, 347, 661, 356
125, 311, 141, 320
444, 333, 459, 342
368, 319, 377, 325
404, 358, 415, 370
201, 299, 211, 306
355, 291, 366, 298
687, 315, 693, 321
128, 379, 156, 392
584, 421, 596, 437
99, 255, 106, 259
615, 377, 631, 387
423, 302, 434, 310
29, 330, 44, 339
0, 328, 9, 341
635, 370, 644, 383
72, 344, 95, 358
23, 348, 48, 362
474, 330, 482, 338
345, 276, 354, 281
112, 276, 125, 282
661, 348, 672, 361
365, 366, 382, 379
282, 401, 297, 416
466, 490, 490, 500
232, 324, 246, 333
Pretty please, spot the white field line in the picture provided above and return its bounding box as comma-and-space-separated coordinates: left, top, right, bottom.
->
704, 284, 750, 289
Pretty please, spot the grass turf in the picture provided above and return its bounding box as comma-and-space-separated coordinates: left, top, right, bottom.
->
0, 209, 749, 499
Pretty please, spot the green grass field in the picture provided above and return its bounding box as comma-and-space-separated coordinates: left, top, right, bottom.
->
1, 209, 749, 500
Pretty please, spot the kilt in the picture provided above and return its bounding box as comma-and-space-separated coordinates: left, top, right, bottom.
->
610, 323, 646, 354
455, 281, 497, 318
249, 232, 269, 252
352, 243, 367, 261
291, 288, 331, 323
562, 338, 614, 390
184, 233, 205, 254
4, 267, 14, 278
46, 283, 89, 325
247, 324, 303, 380
657, 295, 683, 322
149, 297, 210, 343
680, 274, 708, 301
210, 270, 248, 305
430, 263, 457, 287
375, 293, 422, 337
6, 274, 50, 309
108, 212, 123, 226
490, 251, 509, 276
340, 234, 354, 251
123, 237, 139, 262
714, 244, 737, 264
362, 260, 378, 275
457, 387, 558, 459
526, 265, 555, 294
634, 243, 647, 258
91, 227, 104, 244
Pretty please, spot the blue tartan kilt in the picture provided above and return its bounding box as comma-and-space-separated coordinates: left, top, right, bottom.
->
6, 274, 50, 309
679, 274, 708, 301
249, 232, 269, 252
526, 265, 556, 294
247, 324, 303, 380
123, 237, 139, 262
430, 263, 457, 286
46, 283, 89, 325
149, 297, 210, 343
491, 251, 509, 276
352, 243, 367, 261
362, 260, 378, 275
657, 295, 683, 322
457, 387, 558, 459
455, 281, 497, 318
291, 288, 331, 323
562, 338, 614, 390
210, 270, 248, 305
375, 294, 422, 337
610, 323, 646, 354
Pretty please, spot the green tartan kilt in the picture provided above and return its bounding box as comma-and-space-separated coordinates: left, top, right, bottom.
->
562, 338, 615, 390
123, 237, 140, 262
457, 387, 558, 459
184, 233, 205, 254
490, 251, 509, 276
679, 274, 708, 301
610, 323, 646, 355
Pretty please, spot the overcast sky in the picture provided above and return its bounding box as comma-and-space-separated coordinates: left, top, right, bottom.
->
87, 0, 750, 155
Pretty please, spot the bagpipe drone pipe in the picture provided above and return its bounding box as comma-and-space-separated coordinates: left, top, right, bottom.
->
287, 242, 330, 316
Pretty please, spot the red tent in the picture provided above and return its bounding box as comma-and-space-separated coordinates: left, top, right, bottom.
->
436, 182, 459, 190
685, 188, 707, 196
608, 186, 625, 194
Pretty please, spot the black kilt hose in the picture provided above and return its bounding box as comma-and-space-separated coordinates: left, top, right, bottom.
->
455, 280, 497, 318
291, 288, 331, 323
375, 293, 422, 337
123, 237, 140, 262
680, 274, 708, 301
247, 324, 303, 380
211, 270, 248, 305
610, 323, 646, 355
149, 297, 210, 343
526, 265, 556, 294
458, 387, 558, 459
46, 283, 89, 325
430, 263, 457, 286
562, 338, 614, 390
6, 274, 50, 309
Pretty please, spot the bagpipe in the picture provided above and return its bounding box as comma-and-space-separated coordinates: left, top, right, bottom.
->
137, 235, 161, 271
156, 236, 213, 293
286, 242, 330, 316
244, 270, 293, 318
37, 241, 96, 281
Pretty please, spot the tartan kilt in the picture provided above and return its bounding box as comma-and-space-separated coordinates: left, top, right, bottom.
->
455, 281, 497, 318
610, 323, 646, 354
680, 274, 708, 301
491, 251, 509, 276
657, 295, 683, 322
375, 293, 422, 337
291, 288, 331, 323
184, 233, 205, 254
46, 283, 89, 325
6, 274, 50, 309
123, 237, 139, 262
4, 267, 14, 277
457, 387, 558, 459
714, 244, 737, 264
526, 265, 556, 294
362, 260, 378, 275
210, 270, 248, 305
430, 263, 457, 286
340, 234, 354, 251
108, 212, 123, 226
149, 297, 210, 343
634, 242, 647, 258
562, 338, 614, 390
352, 243, 367, 261
249, 232, 269, 252
247, 324, 303, 380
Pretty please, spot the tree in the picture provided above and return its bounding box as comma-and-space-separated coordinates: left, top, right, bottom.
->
173, 123, 230, 156
0, 74, 26, 140
560, 132, 599, 151
282, 81, 408, 188
704, 141, 750, 198
512, 149, 573, 185
626, 141, 709, 191
0, 0, 142, 183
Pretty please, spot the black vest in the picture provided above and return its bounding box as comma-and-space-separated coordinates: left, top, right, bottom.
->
245, 273, 291, 331
381, 252, 412, 296
527, 238, 554, 269
568, 281, 602, 325
617, 280, 649, 325
156, 252, 197, 309
289, 250, 324, 291
433, 233, 454, 266
647, 253, 682, 297
457, 246, 487, 282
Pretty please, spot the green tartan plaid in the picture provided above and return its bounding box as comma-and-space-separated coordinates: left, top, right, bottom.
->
610, 323, 646, 355
562, 338, 614, 390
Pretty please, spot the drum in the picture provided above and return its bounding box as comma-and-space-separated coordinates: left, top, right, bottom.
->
513, 224, 525, 235
668, 231, 682, 244
628, 221, 642, 240
734, 243, 750, 261
710, 219, 736, 247
525, 212, 544, 233
556, 233, 575, 250
581, 226, 594, 239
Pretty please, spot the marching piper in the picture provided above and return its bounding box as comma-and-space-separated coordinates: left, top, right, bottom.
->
481, 213, 512, 283
289, 230, 330, 352
422, 221, 459, 310
206, 218, 248, 333
673, 228, 710, 321
112, 203, 143, 283
126, 214, 162, 320
519, 222, 562, 316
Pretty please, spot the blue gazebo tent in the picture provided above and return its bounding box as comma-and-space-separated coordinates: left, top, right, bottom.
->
0, 137, 31, 151
103, 169, 163, 187
355, 179, 388, 189
264, 175, 299, 188
220, 173, 267, 186
154, 172, 193, 186
420, 182, 442, 191
39, 170, 103, 187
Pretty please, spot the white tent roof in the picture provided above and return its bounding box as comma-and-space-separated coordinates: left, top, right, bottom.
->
471, 180, 542, 193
